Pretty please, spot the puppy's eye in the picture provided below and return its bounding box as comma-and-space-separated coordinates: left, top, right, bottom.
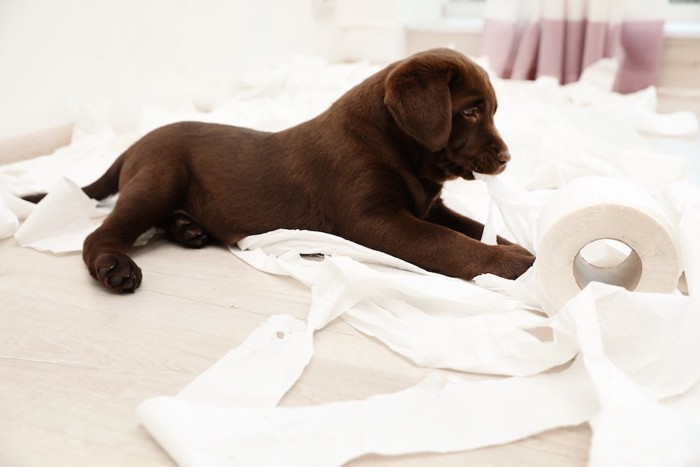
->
462, 107, 479, 118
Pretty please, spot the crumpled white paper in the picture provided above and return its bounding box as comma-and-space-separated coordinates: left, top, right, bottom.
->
561, 285, 700, 466
2, 56, 700, 466
0, 194, 21, 239
14, 177, 102, 253
489, 69, 692, 190
0, 186, 35, 239
10, 176, 156, 254
557, 286, 700, 467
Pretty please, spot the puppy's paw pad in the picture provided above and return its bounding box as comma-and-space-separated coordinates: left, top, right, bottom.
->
93, 253, 142, 293
168, 213, 209, 248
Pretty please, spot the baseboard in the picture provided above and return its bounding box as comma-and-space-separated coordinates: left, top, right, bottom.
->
0, 123, 73, 165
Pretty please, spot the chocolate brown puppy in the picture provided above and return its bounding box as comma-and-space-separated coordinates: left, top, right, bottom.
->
25, 48, 534, 293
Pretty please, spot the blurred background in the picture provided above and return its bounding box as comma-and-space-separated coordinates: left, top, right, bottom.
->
1, 0, 698, 159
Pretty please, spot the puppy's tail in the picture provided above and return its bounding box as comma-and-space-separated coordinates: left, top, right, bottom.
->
22, 152, 126, 204
81, 152, 125, 201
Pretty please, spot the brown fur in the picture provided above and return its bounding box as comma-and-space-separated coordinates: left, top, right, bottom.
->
24, 48, 534, 293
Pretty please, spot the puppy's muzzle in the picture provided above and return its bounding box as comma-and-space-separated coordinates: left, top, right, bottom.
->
498, 150, 511, 166
488, 150, 510, 175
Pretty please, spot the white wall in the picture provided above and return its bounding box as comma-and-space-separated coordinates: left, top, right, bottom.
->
332, 0, 444, 62
0, 0, 331, 140
0, 0, 444, 141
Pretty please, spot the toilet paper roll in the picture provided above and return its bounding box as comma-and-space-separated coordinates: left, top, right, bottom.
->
535, 177, 682, 309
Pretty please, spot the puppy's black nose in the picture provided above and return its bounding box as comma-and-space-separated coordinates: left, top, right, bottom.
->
498, 151, 511, 165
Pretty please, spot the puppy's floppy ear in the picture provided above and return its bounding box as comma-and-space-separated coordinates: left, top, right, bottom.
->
384, 57, 453, 152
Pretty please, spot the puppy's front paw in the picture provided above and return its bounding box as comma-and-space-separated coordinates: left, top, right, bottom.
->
487, 244, 535, 280
505, 243, 532, 258
92, 253, 142, 293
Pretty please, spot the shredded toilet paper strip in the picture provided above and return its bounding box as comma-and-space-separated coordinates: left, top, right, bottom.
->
139, 360, 597, 467
177, 314, 313, 410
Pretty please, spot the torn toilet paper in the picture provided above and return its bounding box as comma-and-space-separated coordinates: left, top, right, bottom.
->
139, 360, 597, 467
533, 177, 682, 309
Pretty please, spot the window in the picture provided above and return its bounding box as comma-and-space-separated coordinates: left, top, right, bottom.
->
445, 0, 700, 34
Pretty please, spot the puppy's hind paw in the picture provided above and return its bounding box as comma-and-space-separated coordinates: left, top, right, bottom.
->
92, 253, 142, 293
167, 212, 209, 248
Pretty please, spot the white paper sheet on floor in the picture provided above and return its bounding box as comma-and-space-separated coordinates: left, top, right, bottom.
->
2, 56, 700, 466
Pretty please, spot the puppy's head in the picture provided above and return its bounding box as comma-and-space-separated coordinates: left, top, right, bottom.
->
384, 48, 509, 179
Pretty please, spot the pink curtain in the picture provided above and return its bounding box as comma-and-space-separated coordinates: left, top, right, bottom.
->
480, 0, 668, 93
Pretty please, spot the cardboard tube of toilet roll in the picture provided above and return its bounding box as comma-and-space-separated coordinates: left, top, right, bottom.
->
535, 177, 682, 309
